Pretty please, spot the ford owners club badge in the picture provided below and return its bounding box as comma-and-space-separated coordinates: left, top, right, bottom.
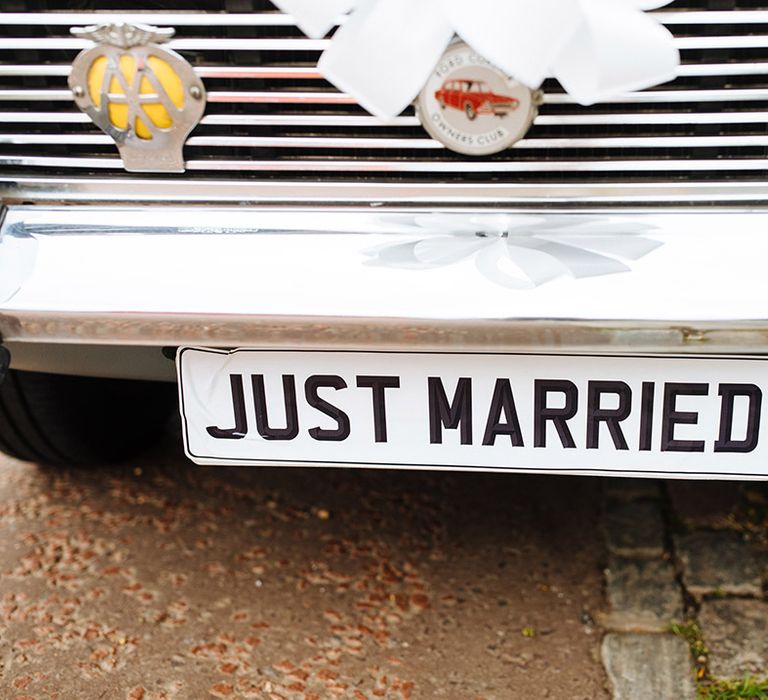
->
416, 42, 541, 156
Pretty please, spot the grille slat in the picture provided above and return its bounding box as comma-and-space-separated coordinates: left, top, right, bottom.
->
4, 62, 768, 79
0, 37, 329, 50
4, 88, 768, 104
7, 111, 768, 127
0, 12, 301, 26
0, 65, 327, 78
1, 1, 768, 204
4, 9, 768, 25
6, 133, 768, 150
5, 35, 768, 51
4, 156, 767, 173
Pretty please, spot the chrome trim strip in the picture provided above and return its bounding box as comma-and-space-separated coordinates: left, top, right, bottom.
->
0, 156, 119, 169
195, 66, 323, 79
655, 10, 768, 23
0, 89, 357, 105
174, 38, 329, 51
544, 89, 768, 104
0, 134, 441, 149
535, 112, 768, 125
2, 206, 768, 354
0, 90, 73, 101
675, 35, 768, 49
0, 112, 91, 123
4, 10, 768, 25
206, 91, 357, 104
2, 155, 766, 172
3, 9, 768, 26
5, 133, 768, 150
8, 312, 768, 356
0, 37, 330, 51
0, 65, 326, 79
2, 62, 765, 79
182, 159, 768, 173
676, 63, 768, 77
199, 114, 420, 127
0, 112, 423, 127
0, 12, 302, 26
4, 88, 766, 105
0, 65, 72, 77
2, 178, 768, 204
186, 136, 440, 149
3, 35, 766, 52
5, 111, 768, 128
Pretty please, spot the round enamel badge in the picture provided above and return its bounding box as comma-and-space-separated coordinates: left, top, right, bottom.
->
416, 42, 541, 156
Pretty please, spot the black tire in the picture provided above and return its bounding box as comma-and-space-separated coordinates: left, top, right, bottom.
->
464, 102, 477, 121
0, 370, 177, 466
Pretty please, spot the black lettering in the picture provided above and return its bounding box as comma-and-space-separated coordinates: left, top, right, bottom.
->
356, 375, 400, 443
586, 381, 631, 450
305, 375, 350, 441
638, 382, 655, 451
482, 378, 524, 447
252, 374, 299, 441
428, 377, 472, 445
206, 374, 248, 439
661, 382, 708, 452
714, 383, 762, 453
534, 380, 578, 448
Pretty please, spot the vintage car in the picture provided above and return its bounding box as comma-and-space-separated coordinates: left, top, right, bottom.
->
435, 79, 519, 120
0, 2, 766, 481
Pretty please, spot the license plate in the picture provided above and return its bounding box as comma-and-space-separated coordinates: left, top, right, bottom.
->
177, 348, 768, 479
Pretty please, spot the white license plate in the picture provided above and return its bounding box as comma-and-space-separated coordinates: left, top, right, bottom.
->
177, 348, 768, 479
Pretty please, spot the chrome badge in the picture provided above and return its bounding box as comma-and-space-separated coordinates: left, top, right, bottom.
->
416, 42, 541, 157
68, 22, 206, 173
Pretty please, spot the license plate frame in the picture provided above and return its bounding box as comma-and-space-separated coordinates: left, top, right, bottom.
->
177, 347, 768, 479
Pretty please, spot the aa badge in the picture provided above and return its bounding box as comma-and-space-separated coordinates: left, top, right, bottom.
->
68, 22, 206, 172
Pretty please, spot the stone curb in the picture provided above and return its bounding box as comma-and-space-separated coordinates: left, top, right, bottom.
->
602, 478, 768, 694
675, 531, 764, 600
600, 480, 696, 699
699, 598, 768, 678
602, 633, 696, 700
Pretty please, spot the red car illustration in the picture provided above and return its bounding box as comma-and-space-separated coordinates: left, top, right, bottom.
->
435, 79, 519, 121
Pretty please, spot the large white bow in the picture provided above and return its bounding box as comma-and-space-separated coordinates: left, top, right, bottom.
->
364, 214, 663, 289
271, 0, 679, 119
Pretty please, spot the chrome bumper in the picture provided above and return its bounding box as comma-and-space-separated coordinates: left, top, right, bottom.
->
1, 205, 768, 356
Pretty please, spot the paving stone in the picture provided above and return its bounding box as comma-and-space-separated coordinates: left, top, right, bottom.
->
602, 633, 696, 700
700, 599, 768, 679
601, 557, 683, 632
605, 478, 661, 503
667, 481, 743, 530
603, 501, 665, 558
674, 531, 763, 599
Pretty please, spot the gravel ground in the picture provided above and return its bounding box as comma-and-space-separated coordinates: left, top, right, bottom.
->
0, 436, 608, 700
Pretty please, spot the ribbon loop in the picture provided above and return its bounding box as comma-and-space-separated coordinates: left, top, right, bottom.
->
272, 0, 679, 118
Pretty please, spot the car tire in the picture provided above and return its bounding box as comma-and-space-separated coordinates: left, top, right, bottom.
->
0, 369, 178, 466
464, 102, 477, 120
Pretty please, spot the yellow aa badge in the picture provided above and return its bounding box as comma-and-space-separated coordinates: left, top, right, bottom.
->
68, 22, 206, 173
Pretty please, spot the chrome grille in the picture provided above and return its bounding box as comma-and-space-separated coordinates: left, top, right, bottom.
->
1, 1, 768, 204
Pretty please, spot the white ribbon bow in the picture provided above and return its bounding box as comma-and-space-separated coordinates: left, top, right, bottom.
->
271, 0, 679, 119
364, 214, 663, 289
